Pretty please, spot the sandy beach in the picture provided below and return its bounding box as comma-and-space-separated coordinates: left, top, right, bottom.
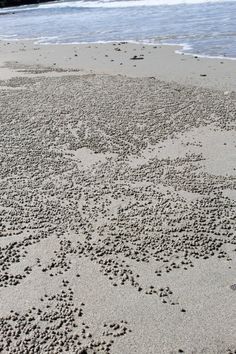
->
0, 40, 235, 354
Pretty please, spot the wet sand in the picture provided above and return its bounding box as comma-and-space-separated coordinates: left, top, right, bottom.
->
0, 41, 235, 354
1, 40, 236, 90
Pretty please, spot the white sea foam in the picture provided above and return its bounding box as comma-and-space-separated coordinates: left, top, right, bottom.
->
38, 0, 230, 10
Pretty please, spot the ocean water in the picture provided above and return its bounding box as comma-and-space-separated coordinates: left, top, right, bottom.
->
0, 0, 236, 58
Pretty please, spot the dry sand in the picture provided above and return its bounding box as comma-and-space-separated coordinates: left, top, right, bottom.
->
0, 40, 235, 354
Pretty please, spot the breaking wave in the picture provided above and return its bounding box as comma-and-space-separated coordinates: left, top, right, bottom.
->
38, 0, 231, 9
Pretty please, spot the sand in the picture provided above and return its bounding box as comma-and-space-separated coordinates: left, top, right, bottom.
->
1, 40, 236, 90
0, 40, 235, 354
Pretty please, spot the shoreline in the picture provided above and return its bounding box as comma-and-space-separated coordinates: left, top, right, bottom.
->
5, 37, 236, 61
1, 39, 236, 91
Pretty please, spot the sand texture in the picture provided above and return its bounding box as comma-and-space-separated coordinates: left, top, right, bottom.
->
0, 43, 235, 354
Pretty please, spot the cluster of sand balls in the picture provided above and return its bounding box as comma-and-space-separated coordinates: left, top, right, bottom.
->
0, 281, 129, 354
0, 73, 235, 352
226, 349, 236, 354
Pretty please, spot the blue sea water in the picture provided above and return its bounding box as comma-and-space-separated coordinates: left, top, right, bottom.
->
0, 0, 236, 58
